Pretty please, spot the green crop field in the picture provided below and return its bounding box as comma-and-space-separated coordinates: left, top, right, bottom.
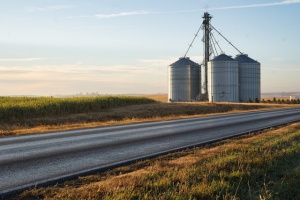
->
0, 96, 156, 122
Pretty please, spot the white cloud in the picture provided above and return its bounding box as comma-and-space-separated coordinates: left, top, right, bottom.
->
69, 10, 201, 19
69, 1, 300, 20
95, 11, 150, 19
27, 5, 73, 12
262, 66, 300, 72
140, 55, 203, 67
209, 0, 300, 10
0, 64, 167, 95
270, 57, 285, 62
0, 64, 153, 81
140, 57, 178, 67
69, 11, 152, 19
0, 58, 48, 62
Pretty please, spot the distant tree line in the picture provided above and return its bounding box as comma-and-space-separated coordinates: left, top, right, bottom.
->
247, 98, 260, 103
247, 97, 300, 104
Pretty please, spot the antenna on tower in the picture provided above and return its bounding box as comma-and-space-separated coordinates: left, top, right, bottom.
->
205, 4, 209, 12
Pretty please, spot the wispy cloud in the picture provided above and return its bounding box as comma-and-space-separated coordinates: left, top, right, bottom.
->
68, 11, 151, 19
139, 55, 203, 67
95, 11, 150, 19
140, 57, 177, 67
27, 5, 73, 12
0, 64, 153, 80
68, 10, 201, 19
69, 0, 300, 19
93, 10, 208, 19
0, 63, 167, 95
0, 58, 48, 62
209, 0, 300, 10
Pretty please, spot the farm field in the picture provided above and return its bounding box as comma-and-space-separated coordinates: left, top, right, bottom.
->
0, 96, 156, 121
0, 95, 299, 137
13, 122, 300, 200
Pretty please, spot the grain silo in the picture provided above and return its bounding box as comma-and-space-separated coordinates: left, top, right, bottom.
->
235, 54, 261, 102
207, 54, 239, 102
201, 65, 206, 95
168, 57, 200, 102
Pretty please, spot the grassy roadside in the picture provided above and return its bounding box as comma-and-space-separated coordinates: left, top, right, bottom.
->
1, 94, 299, 137
14, 122, 300, 200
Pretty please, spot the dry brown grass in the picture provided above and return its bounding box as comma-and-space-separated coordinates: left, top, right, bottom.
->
143, 94, 168, 102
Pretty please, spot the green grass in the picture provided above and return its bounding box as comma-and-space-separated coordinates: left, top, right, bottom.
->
15, 123, 300, 200
0, 96, 156, 122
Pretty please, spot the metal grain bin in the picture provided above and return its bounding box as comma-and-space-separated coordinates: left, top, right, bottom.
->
201, 64, 206, 94
208, 54, 239, 102
235, 54, 261, 102
168, 57, 201, 102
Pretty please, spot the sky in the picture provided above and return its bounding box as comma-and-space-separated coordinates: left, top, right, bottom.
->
0, 0, 300, 96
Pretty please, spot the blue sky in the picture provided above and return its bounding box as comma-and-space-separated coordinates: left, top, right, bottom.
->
0, 0, 299, 96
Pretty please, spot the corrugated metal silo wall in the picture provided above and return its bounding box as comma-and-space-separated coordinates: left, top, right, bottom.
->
208, 61, 239, 102
239, 62, 261, 102
168, 65, 200, 102
199, 65, 202, 97
190, 65, 200, 101
201, 65, 206, 94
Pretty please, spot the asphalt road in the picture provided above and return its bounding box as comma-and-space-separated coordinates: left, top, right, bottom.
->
1, 107, 300, 196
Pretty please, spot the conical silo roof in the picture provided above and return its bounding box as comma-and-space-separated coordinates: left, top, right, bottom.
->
170, 57, 200, 67
235, 54, 259, 63
211, 54, 235, 62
